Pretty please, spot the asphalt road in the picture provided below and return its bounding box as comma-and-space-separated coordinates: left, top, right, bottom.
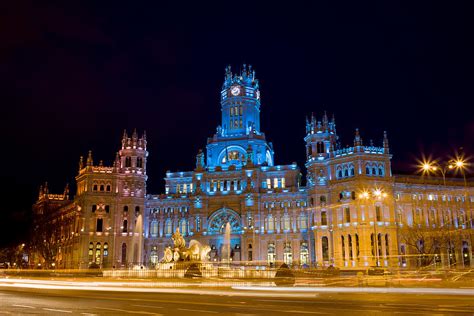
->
1, 286, 474, 315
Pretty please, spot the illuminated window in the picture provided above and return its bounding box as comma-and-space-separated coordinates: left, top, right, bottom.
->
103, 243, 108, 257
150, 246, 158, 265
265, 214, 274, 232
165, 219, 172, 235
150, 220, 158, 237
266, 178, 271, 188
341, 236, 346, 261
281, 177, 285, 188
282, 214, 291, 231
95, 243, 101, 264
230, 107, 234, 116
299, 213, 308, 230
179, 219, 187, 236
239, 105, 243, 115
273, 178, 278, 188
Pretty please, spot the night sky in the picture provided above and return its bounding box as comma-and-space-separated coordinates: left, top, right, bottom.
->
1, 2, 473, 247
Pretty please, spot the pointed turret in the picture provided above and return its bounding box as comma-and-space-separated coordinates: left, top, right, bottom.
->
195, 149, 205, 171
86, 150, 93, 166
63, 183, 69, 199
383, 131, 389, 154
78, 156, 84, 171
354, 129, 363, 147
322, 111, 329, 131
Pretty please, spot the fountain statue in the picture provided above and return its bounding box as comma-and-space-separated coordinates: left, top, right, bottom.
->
162, 228, 211, 263
221, 222, 231, 263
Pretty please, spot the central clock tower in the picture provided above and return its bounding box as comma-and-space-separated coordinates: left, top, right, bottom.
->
205, 65, 274, 168
220, 64, 261, 136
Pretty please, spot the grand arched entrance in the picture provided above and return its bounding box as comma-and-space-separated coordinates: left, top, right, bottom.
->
207, 207, 242, 262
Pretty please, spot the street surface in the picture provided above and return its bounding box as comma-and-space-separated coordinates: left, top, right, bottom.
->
1, 279, 473, 315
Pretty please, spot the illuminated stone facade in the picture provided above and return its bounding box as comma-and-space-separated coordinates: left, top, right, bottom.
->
33, 65, 473, 270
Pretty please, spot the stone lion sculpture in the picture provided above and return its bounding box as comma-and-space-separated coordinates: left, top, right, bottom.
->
162, 238, 211, 263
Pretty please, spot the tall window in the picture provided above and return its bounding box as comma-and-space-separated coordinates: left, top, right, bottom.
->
123, 220, 128, 233
135, 206, 140, 215
96, 218, 103, 232
316, 142, 325, 154
266, 214, 274, 232
371, 233, 375, 257
385, 234, 390, 256
355, 234, 360, 259
125, 157, 131, 167
273, 178, 278, 188
299, 213, 308, 230
341, 236, 346, 261
300, 241, 309, 265
283, 242, 292, 265
266, 178, 271, 189
179, 219, 187, 236
267, 242, 276, 265
137, 157, 143, 168
123, 205, 129, 213
281, 177, 286, 188
321, 211, 327, 226
322, 236, 329, 261
165, 219, 172, 235
344, 207, 351, 223
377, 233, 383, 257
95, 243, 101, 264
150, 220, 158, 237
282, 214, 291, 231
376, 206, 382, 221
103, 243, 109, 257
348, 235, 353, 260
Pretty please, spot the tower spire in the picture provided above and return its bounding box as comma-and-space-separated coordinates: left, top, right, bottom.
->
383, 131, 389, 153
86, 150, 93, 166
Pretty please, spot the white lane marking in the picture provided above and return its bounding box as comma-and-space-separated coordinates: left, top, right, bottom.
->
43, 308, 73, 313
286, 311, 329, 315
95, 307, 160, 315
132, 304, 164, 309
178, 308, 218, 313
81, 314, 98, 316
12, 304, 35, 309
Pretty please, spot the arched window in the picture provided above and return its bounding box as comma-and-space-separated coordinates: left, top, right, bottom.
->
123, 205, 129, 213
125, 157, 132, 168
376, 206, 382, 222
377, 233, 383, 258
248, 243, 253, 261
137, 157, 143, 168
283, 242, 292, 265
372, 167, 377, 175
106, 185, 111, 192
385, 234, 390, 256
93, 184, 98, 191
337, 168, 342, 179
378, 165, 384, 176
150, 220, 158, 238
282, 214, 291, 231
322, 236, 329, 261
122, 220, 128, 233
267, 242, 276, 265
366, 164, 371, 175
179, 219, 187, 236
320, 195, 326, 204
100, 185, 104, 192
121, 243, 127, 264
95, 243, 101, 264
165, 219, 172, 235
135, 206, 140, 215
103, 243, 109, 257
370, 233, 375, 257
307, 145, 312, 157
350, 165, 355, 176
344, 168, 349, 177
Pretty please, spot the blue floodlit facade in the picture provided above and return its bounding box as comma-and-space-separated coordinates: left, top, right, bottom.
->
34, 65, 473, 270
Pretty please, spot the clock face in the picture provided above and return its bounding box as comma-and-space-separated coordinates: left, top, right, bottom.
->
231, 86, 240, 96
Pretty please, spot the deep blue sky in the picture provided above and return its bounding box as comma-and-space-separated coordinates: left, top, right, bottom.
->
1, 1, 473, 246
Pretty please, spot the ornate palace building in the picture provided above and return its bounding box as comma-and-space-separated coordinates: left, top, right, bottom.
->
33, 65, 473, 270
